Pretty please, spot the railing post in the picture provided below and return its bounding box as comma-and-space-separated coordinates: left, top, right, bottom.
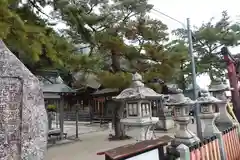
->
176, 144, 190, 160
234, 123, 240, 145
215, 131, 227, 160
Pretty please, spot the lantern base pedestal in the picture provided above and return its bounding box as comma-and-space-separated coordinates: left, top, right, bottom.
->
171, 135, 199, 147
200, 112, 220, 138
173, 117, 200, 147
121, 117, 159, 141
216, 122, 234, 131
166, 134, 199, 159
156, 118, 175, 131
215, 114, 234, 131
215, 102, 234, 131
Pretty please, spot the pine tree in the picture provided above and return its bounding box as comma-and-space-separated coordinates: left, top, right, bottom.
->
53, 0, 188, 139
0, 0, 80, 73
173, 11, 240, 83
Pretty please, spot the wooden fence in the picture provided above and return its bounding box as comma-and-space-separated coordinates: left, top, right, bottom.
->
222, 126, 240, 160
177, 125, 240, 160
189, 136, 221, 160
64, 111, 91, 121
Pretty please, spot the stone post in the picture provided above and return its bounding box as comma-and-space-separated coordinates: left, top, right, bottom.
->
209, 80, 235, 131
176, 144, 190, 160
215, 131, 227, 160
196, 94, 221, 138
0, 40, 48, 159
108, 122, 114, 136
166, 91, 200, 147
48, 112, 53, 130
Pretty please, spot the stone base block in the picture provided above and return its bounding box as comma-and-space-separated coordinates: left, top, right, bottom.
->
172, 136, 199, 148
125, 125, 153, 141
156, 119, 175, 131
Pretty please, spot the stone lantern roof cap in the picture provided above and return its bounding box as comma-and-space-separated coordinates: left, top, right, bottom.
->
113, 73, 164, 101
165, 92, 195, 106
196, 94, 224, 104
208, 78, 233, 92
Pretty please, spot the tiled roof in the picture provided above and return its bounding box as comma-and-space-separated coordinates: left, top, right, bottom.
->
42, 84, 76, 93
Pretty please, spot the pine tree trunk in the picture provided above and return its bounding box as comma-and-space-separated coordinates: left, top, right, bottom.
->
110, 48, 127, 139
112, 102, 126, 139
111, 50, 121, 72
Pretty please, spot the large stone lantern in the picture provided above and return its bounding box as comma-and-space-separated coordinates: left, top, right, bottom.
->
196, 94, 221, 138
166, 91, 200, 147
113, 73, 161, 141
208, 79, 235, 130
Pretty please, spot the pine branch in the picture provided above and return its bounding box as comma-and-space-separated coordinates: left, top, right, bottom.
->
28, 0, 51, 19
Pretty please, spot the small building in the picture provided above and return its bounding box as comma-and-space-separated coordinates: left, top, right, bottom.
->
91, 88, 119, 124
36, 70, 76, 120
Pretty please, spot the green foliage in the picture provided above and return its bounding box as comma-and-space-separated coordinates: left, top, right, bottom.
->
47, 104, 57, 112
52, 0, 187, 90
67, 54, 104, 73
1, 0, 190, 91
97, 71, 131, 89
145, 83, 162, 92
0, 0, 81, 73
173, 11, 240, 84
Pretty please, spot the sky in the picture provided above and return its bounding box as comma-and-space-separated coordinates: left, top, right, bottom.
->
148, 0, 240, 89
44, 0, 240, 89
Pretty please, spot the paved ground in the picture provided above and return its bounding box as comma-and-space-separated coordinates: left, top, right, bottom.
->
46, 122, 198, 160
51, 121, 107, 137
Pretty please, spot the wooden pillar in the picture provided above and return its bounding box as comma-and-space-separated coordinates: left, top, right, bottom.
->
59, 95, 64, 139
94, 99, 97, 117
75, 100, 79, 139
56, 99, 60, 128
90, 99, 93, 123
99, 100, 102, 125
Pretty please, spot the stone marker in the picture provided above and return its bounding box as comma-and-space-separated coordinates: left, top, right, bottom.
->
0, 40, 48, 160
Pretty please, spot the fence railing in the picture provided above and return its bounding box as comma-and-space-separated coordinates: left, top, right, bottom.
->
177, 125, 240, 160
64, 111, 91, 121
222, 126, 240, 160
189, 136, 221, 160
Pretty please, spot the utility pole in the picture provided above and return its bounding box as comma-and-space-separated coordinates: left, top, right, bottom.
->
187, 18, 202, 140
151, 8, 203, 140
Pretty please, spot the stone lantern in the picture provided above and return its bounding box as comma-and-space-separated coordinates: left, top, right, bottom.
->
196, 94, 221, 138
166, 91, 200, 147
113, 73, 161, 141
208, 79, 233, 100
208, 79, 235, 130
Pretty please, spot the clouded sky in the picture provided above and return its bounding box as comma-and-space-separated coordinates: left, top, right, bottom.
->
148, 0, 239, 30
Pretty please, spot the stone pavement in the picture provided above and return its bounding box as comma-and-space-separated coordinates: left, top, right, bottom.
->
46, 122, 198, 160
